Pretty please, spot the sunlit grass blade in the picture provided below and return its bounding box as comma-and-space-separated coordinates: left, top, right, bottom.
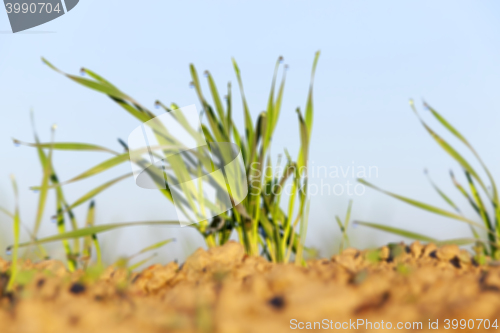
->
42, 58, 153, 118
87, 201, 101, 265
354, 221, 437, 242
272, 66, 287, 134
13, 139, 118, 154
60, 153, 130, 185
128, 253, 158, 271
296, 108, 309, 172
0, 206, 14, 218
295, 198, 310, 266
7, 175, 20, 291
264, 57, 282, 148
409, 100, 490, 199
231, 58, 254, 160
435, 238, 479, 246
82, 201, 97, 264
450, 170, 479, 213
464, 171, 497, 252
128, 238, 175, 260
190, 64, 226, 142
423, 101, 499, 203
9, 221, 181, 249
424, 169, 460, 213
358, 179, 487, 231
29, 114, 51, 238
305, 51, 320, 135
339, 200, 354, 250
67, 173, 132, 211
344, 200, 353, 229
80, 67, 118, 88
55, 177, 76, 271
205, 71, 226, 132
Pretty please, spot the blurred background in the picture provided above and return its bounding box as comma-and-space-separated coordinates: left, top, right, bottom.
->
1, 0, 500, 264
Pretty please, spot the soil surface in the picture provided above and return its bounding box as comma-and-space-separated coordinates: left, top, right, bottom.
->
1, 241, 500, 332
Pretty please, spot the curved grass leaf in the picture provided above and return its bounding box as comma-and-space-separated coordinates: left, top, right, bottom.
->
424, 101, 498, 203
358, 179, 487, 231
424, 169, 460, 212
129, 238, 175, 260
305, 51, 321, 135
434, 238, 478, 246
67, 173, 132, 211
13, 139, 117, 154
409, 101, 490, 199
354, 221, 437, 242
7, 174, 20, 291
10, 221, 182, 250
129, 253, 158, 271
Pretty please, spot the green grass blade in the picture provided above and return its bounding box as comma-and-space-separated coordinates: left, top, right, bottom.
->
344, 199, 353, 229
410, 101, 490, 199
231, 58, 254, 159
449, 170, 479, 213
129, 238, 175, 259
435, 238, 478, 246
128, 253, 158, 271
305, 51, 320, 135
424, 169, 461, 212
358, 179, 487, 231
42, 58, 149, 114
9, 221, 181, 249
80, 67, 118, 88
67, 173, 132, 210
272, 67, 286, 133
354, 221, 437, 242
7, 175, 20, 291
295, 198, 311, 266
335, 216, 344, 231
0, 206, 14, 218
83, 201, 95, 259
423, 101, 499, 203
205, 71, 226, 130
62, 153, 131, 184
296, 108, 309, 172
13, 139, 118, 154
264, 57, 282, 148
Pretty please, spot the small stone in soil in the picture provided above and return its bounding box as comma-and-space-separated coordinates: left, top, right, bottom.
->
69, 283, 86, 295
268, 296, 285, 309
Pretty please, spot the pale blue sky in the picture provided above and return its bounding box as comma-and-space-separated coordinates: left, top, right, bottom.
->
1, 0, 500, 261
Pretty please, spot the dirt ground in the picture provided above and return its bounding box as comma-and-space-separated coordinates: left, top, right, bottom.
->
1, 241, 500, 333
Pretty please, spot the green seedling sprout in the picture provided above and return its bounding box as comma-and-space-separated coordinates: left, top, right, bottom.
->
12, 53, 321, 264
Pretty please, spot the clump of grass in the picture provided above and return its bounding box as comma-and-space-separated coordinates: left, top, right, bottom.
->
12, 53, 321, 266
357, 100, 500, 260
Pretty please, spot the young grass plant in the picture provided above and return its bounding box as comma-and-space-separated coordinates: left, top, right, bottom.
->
356, 100, 500, 259
14, 53, 320, 265
335, 200, 353, 252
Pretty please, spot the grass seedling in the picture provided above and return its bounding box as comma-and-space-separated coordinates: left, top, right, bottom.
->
357, 100, 500, 259
13, 53, 321, 265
